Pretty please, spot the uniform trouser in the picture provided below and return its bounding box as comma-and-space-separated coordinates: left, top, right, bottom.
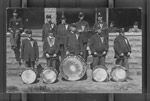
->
92, 56, 105, 69
83, 43, 88, 62
47, 57, 60, 73
115, 56, 130, 76
10, 32, 21, 62
25, 60, 35, 69
60, 44, 65, 59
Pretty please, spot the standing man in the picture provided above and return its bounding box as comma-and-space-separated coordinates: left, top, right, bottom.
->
42, 14, 57, 42
57, 15, 69, 59
89, 28, 109, 69
106, 21, 119, 33
93, 12, 108, 38
8, 9, 23, 66
21, 29, 39, 69
76, 12, 89, 62
114, 28, 132, 80
43, 32, 60, 69
65, 23, 83, 56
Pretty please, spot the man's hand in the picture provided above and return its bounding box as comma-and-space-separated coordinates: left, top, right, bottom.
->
16, 29, 20, 33
66, 51, 70, 55
78, 29, 83, 32
10, 30, 14, 33
53, 54, 57, 57
46, 53, 50, 58
94, 52, 97, 55
120, 53, 124, 56
36, 58, 39, 62
80, 52, 83, 55
103, 51, 106, 55
127, 52, 131, 56
88, 51, 91, 55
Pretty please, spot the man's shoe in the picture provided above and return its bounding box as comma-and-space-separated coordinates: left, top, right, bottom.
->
127, 76, 133, 80
18, 60, 21, 66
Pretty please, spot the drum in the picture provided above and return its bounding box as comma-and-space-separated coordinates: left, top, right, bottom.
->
41, 67, 58, 84
92, 65, 108, 82
60, 55, 87, 81
21, 69, 37, 84
111, 65, 127, 82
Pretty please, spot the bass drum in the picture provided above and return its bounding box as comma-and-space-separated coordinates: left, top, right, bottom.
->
111, 65, 127, 82
41, 67, 58, 84
92, 65, 109, 82
21, 69, 37, 84
60, 55, 87, 81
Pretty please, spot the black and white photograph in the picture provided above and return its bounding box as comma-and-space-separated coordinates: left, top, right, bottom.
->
6, 8, 142, 93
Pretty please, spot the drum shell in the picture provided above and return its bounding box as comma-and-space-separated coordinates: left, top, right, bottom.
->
21, 69, 37, 84
60, 55, 87, 81
111, 65, 127, 82
92, 65, 109, 82
41, 67, 58, 84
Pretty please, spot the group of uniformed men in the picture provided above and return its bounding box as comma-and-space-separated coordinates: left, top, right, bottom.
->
8, 9, 133, 80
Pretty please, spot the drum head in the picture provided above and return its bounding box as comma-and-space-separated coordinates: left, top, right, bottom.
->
111, 66, 127, 82
93, 67, 108, 82
21, 70, 36, 84
41, 68, 57, 84
60, 56, 86, 81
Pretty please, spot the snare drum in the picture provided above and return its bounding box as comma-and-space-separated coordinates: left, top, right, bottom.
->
41, 67, 58, 84
92, 65, 108, 82
60, 55, 87, 81
21, 69, 37, 84
111, 65, 127, 82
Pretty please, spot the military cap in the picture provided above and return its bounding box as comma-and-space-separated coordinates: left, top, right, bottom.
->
13, 9, 17, 13
78, 12, 84, 17
97, 12, 102, 17
119, 28, 125, 33
61, 15, 66, 20
134, 21, 139, 25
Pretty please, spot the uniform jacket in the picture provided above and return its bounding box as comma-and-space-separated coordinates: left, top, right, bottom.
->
42, 22, 57, 41
106, 27, 119, 33
93, 21, 107, 31
8, 17, 23, 32
89, 33, 109, 56
114, 35, 131, 58
21, 38, 39, 61
43, 36, 60, 58
57, 23, 69, 44
64, 31, 83, 55
76, 20, 89, 43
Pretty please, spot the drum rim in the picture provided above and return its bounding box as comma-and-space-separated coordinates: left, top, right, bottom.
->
111, 65, 127, 82
92, 65, 108, 82
60, 55, 87, 81
41, 67, 58, 83
21, 69, 37, 84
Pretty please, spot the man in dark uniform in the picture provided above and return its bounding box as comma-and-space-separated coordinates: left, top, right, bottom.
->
89, 28, 109, 68
75, 12, 89, 62
21, 29, 39, 69
57, 15, 69, 58
43, 32, 60, 69
42, 14, 57, 41
114, 28, 132, 80
106, 21, 119, 33
65, 23, 83, 56
93, 12, 108, 38
8, 9, 23, 65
